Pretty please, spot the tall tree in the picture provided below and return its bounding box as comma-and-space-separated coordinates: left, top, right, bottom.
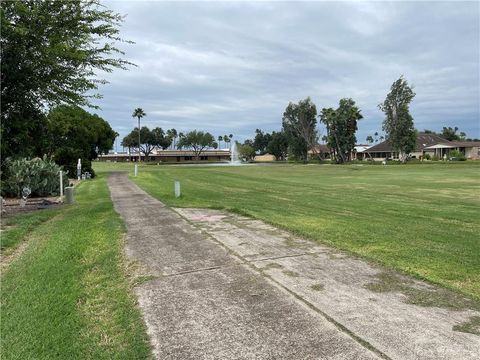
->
253, 129, 272, 154
282, 97, 318, 161
223, 135, 231, 149
366, 135, 374, 144
218, 135, 223, 149
177, 131, 216, 160
378, 76, 416, 162
132, 108, 146, 161
266, 131, 289, 160
46, 105, 116, 176
319, 98, 363, 163
1, 0, 133, 161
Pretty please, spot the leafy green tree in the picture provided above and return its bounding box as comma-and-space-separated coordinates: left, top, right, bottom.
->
266, 131, 289, 160
177, 131, 216, 160
366, 135, 374, 144
378, 76, 416, 161
282, 97, 318, 161
237, 142, 256, 162
1, 0, 132, 161
46, 105, 116, 176
440, 126, 467, 141
122, 126, 171, 160
253, 129, 272, 154
319, 98, 362, 163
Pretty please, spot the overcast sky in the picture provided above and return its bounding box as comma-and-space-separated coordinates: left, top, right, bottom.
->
95, 0, 479, 147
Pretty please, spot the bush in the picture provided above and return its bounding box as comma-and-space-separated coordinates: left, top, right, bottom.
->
423, 153, 431, 160
54, 148, 95, 178
448, 149, 466, 161
432, 154, 440, 161
1, 156, 69, 197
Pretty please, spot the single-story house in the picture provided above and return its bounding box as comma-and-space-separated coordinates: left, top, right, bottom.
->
423, 141, 480, 160
98, 149, 231, 162
365, 133, 480, 160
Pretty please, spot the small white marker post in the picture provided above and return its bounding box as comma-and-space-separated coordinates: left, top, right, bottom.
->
77, 158, 82, 180
59, 170, 64, 201
174, 181, 181, 198
134, 164, 138, 177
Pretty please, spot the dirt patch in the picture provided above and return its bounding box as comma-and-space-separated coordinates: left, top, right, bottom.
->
365, 271, 480, 312
310, 283, 325, 291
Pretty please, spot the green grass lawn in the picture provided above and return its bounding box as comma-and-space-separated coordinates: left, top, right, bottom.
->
1, 174, 151, 360
1, 209, 60, 254
95, 161, 480, 299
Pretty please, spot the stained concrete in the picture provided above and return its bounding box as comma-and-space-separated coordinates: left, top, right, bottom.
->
108, 173, 479, 359
177, 208, 480, 360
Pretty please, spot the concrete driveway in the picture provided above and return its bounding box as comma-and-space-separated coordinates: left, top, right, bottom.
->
108, 172, 479, 359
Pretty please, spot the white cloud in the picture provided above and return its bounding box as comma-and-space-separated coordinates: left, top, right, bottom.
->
94, 0, 479, 141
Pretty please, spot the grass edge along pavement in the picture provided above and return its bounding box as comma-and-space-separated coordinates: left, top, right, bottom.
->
93, 162, 480, 301
0, 174, 152, 360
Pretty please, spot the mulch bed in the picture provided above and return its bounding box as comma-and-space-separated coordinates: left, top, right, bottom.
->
2, 197, 64, 217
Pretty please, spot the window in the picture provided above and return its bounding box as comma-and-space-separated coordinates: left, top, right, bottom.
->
184, 156, 192, 161
200, 156, 208, 161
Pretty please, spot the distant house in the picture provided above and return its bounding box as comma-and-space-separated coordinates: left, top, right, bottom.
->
366, 133, 480, 160
308, 144, 331, 160
98, 149, 231, 162
424, 141, 480, 160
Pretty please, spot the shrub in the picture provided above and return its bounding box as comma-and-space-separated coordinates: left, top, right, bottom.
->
1, 156, 69, 198
448, 149, 466, 161
432, 154, 440, 161
423, 153, 431, 160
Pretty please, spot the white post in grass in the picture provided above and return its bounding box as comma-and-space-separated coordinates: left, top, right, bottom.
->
77, 158, 82, 180
174, 181, 181, 198
134, 164, 138, 177
59, 170, 64, 200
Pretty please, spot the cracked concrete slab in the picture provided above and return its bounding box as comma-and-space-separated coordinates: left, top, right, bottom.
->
108, 173, 381, 359
175, 208, 480, 360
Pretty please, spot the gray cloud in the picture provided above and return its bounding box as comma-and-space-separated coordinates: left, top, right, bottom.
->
94, 0, 479, 147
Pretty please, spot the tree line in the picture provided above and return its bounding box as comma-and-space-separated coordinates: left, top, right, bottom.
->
238, 76, 417, 163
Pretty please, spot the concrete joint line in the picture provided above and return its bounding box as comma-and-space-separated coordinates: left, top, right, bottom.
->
172, 208, 391, 360
253, 252, 320, 263
162, 264, 241, 278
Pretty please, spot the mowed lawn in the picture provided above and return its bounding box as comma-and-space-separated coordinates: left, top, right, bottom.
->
96, 162, 480, 298
1, 175, 151, 360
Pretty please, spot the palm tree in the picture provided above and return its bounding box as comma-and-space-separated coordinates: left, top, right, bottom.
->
132, 108, 146, 161
374, 131, 379, 143
218, 135, 223, 149
228, 134, 233, 150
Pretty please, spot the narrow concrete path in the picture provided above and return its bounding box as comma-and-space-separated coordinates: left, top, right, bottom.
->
108, 173, 479, 359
